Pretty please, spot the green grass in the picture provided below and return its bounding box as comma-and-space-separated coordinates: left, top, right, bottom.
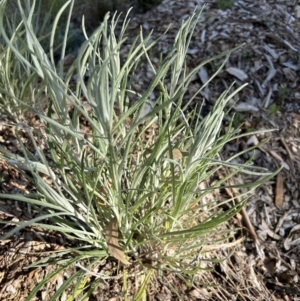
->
0, 0, 278, 299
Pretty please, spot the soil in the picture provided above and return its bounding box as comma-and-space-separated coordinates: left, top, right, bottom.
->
1, 0, 300, 300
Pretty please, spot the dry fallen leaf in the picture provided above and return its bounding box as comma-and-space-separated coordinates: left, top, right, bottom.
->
275, 173, 284, 207
172, 148, 183, 159
105, 218, 130, 265
284, 224, 300, 251
261, 219, 281, 240
226, 67, 248, 81
166, 148, 189, 159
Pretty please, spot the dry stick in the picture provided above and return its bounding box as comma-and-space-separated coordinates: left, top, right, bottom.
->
217, 156, 258, 242
280, 136, 295, 176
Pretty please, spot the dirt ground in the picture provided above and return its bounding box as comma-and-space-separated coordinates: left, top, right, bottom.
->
1, 0, 300, 300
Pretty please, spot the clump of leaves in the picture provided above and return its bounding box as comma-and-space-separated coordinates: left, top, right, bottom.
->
269, 103, 281, 116
241, 47, 254, 60
278, 86, 290, 101
138, 0, 163, 11
216, 0, 236, 10
232, 112, 245, 128
0, 1, 277, 300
